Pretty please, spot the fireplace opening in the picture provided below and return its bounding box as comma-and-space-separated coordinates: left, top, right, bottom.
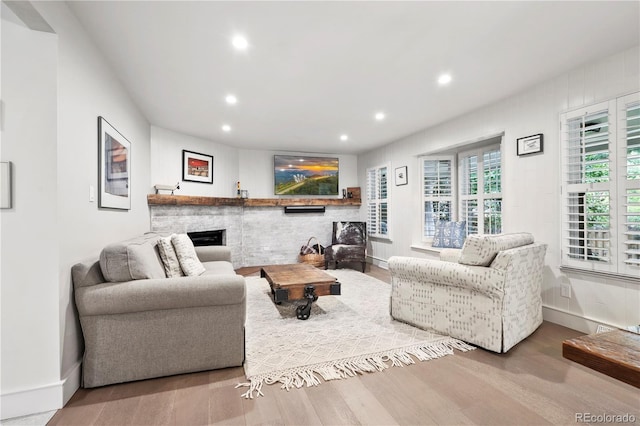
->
187, 229, 226, 246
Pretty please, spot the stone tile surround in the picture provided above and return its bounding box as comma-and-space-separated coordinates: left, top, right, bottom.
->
150, 205, 362, 267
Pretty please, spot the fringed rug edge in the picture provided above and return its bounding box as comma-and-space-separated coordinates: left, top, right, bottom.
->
236, 337, 475, 399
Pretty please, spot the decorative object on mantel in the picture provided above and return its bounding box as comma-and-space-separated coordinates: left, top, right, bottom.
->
517, 133, 543, 156
1, 161, 12, 209
98, 116, 131, 210
182, 149, 213, 184
154, 182, 180, 195
346, 186, 361, 199
395, 166, 408, 186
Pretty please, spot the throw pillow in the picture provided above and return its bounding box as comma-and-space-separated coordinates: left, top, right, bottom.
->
171, 234, 206, 276
157, 235, 185, 278
432, 221, 467, 249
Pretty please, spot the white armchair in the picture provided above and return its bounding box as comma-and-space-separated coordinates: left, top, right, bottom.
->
389, 233, 547, 353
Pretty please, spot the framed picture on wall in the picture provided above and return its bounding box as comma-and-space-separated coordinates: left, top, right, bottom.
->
98, 116, 131, 210
517, 133, 544, 156
182, 150, 213, 184
395, 166, 408, 186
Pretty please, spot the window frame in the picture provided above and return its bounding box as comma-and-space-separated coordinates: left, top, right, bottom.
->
421, 155, 456, 242
366, 163, 390, 239
559, 92, 640, 276
420, 142, 502, 242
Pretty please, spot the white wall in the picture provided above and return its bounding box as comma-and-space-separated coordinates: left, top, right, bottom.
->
1, 9, 60, 418
359, 46, 640, 333
1, 1, 152, 418
151, 126, 240, 197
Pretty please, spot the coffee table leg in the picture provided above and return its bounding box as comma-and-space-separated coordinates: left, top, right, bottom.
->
296, 285, 318, 320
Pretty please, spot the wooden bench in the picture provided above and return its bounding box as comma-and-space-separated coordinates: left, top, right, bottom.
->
562, 329, 640, 388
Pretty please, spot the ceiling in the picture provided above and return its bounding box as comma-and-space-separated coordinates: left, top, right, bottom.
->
67, 1, 640, 155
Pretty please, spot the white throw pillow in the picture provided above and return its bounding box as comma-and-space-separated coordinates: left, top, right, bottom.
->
171, 234, 206, 276
157, 235, 185, 278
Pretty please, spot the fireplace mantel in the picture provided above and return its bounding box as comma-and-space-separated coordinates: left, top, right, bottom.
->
147, 194, 362, 207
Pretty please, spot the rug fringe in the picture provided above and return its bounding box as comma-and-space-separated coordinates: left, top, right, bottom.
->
237, 338, 474, 398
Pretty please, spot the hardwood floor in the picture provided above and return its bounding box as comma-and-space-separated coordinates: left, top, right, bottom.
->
49, 265, 640, 426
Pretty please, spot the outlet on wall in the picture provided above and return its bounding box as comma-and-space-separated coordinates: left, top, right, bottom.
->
561, 283, 571, 298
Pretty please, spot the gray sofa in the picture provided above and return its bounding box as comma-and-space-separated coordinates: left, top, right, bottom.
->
72, 233, 246, 388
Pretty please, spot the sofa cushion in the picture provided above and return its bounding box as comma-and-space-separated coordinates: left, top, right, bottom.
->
157, 235, 185, 278
432, 221, 466, 248
202, 261, 236, 275
459, 232, 535, 266
99, 234, 166, 282
171, 234, 206, 276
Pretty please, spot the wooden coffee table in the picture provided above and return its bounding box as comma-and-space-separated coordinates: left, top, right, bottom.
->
562, 329, 640, 388
260, 263, 341, 320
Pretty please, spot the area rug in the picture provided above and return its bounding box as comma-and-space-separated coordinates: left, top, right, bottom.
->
236, 269, 474, 398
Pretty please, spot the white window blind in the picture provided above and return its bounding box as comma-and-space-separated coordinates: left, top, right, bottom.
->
459, 146, 502, 235
561, 92, 640, 276
619, 93, 640, 275
422, 156, 455, 239
367, 164, 389, 238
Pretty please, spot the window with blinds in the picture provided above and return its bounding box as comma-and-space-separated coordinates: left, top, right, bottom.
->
560, 92, 640, 276
420, 144, 502, 241
367, 164, 389, 238
459, 146, 502, 236
422, 157, 454, 238
620, 94, 640, 275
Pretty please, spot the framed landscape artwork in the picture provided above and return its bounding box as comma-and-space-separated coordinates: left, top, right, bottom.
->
98, 116, 131, 210
274, 155, 339, 196
183, 150, 213, 184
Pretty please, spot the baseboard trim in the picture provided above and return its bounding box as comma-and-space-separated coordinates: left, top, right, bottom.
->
0, 361, 81, 421
62, 361, 82, 405
542, 305, 618, 334
367, 255, 388, 269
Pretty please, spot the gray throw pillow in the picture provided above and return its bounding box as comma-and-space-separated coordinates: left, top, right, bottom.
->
171, 234, 205, 276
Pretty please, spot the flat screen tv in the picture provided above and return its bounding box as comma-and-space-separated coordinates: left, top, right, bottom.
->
274, 155, 339, 196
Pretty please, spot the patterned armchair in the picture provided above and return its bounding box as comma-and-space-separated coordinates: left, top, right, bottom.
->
389, 233, 547, 353
324, 221, 367, 272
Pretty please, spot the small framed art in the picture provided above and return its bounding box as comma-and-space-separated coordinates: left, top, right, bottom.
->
98, 116, 131, 210
395, 166, 408, 186
517, 133, 543, 156
182, 150, 213, 184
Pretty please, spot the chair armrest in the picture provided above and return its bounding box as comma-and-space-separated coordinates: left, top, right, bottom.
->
195, 246, 231, 262
388, 256, 505, 297
75, 274, 245, 316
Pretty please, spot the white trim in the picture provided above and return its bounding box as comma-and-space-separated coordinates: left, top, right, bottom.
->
542, 305, 620, 335
367, 254, 388, 269
410, 243, 443, 254
0, 361, 80, 421
62, 361, 82, 406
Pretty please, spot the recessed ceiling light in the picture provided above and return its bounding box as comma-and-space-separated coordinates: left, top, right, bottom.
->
222, 124, 231, 132
232, 35, 249, 50
438, 73, 452, 85
225, 94, 237, 105
340, 134, 349, 141
375, 112, 386, 121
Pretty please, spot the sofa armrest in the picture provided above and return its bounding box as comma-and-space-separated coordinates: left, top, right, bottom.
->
75, 274, 245, 316
195, 246, 232, 262
388, 256, 505, 297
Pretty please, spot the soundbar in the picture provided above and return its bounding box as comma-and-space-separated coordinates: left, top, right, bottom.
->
284, 206, 326, 214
